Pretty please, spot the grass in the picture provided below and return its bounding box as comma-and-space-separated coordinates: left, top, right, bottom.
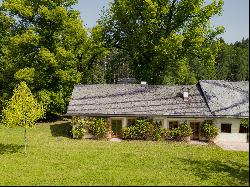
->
0, 121, 249, 186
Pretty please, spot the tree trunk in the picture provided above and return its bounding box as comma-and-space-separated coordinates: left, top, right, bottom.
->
24, 128, 27, 157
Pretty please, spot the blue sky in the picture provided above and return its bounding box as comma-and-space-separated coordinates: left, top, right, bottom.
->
74, 0, 249, 44
0, 0, 248, 43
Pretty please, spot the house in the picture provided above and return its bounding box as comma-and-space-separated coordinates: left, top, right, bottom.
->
65, 80, 249, 142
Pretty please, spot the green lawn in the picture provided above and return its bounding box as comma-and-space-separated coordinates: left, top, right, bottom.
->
0, 121, 249, 186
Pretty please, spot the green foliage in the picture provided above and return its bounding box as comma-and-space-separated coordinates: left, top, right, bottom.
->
151, 121, 163, 141
216, 38, 249, 81
161, 129, 174, 140
1, 82, 45, 129
100, 0, 224, 84
161, 122, 192, 141
122, 119, 152, 140
87, 117, 109, 139
70, 116, 87, 139
240, 118, 249, 129
0, 0, 108, 118
201, 120, 219, 140
0, 82, 45, 156
122, 119, 193, 141
122, 125, 137, 139
178, 121, 193, 137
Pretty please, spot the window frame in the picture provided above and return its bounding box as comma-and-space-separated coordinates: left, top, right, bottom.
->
239, 124, 248, 133
168, 121, 179, 130
110, 118, 123, 137
154, 119, 164, 128
221, 123, 232, 133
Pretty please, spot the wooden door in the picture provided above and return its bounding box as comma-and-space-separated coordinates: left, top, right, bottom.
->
111, 119, 123, 138
190, 122, 200, 140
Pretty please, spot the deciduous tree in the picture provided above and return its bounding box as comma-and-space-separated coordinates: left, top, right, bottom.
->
99, 0, 225, 85
0, 0, 106, 118
1, 82, 45, 156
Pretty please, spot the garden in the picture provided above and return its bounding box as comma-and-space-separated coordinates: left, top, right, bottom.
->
71, 117, 219, 143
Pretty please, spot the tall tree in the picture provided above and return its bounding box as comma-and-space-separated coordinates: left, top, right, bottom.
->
99, 0, 224, 85
0, 9, 15, 109
215, 38, 249, 81
0, 0, 106, 118
105, 48, 134, 84
1, 82, 45, 157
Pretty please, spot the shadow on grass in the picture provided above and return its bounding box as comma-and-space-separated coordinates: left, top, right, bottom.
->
179, 158, 249, 185
50, 122, 72, 138
0, 143, 23, 155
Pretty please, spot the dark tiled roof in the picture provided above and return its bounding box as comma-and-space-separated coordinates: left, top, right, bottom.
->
199, 80, 249, 117
66, 84, 212, 117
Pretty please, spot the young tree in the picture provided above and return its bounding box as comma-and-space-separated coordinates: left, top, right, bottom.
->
1, 82, 45, 157
99, 0, 224, 85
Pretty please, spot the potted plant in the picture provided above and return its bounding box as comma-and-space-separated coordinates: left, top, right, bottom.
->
200, 120, 219, 143
176, 121, 193, 142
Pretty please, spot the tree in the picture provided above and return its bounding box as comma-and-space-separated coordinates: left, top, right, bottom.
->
0, 9, 15, 110
81, 25, 109, 84
104, 48, 134, 84
215, 38, 249, 81
99, 0, 224, 85
0, 0, 106, 118
1, 82, 45, 156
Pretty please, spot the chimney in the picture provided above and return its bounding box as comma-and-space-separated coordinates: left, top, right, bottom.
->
183, 91, 189, 101
181, 87, 190, 102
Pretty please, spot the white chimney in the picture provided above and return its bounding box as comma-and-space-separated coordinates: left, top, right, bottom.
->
183, 91, 189, 101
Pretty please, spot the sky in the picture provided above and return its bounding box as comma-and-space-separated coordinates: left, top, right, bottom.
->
0, 0, 248, 44
74, 0, 249, 44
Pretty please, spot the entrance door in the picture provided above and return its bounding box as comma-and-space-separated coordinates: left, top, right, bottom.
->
190, 122, 200, 140
111, 119, 123, 138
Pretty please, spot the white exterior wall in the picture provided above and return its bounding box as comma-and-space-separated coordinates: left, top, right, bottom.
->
73, 116, 247, 142
154, 117, 247, 143
213, 118, 247, 143
153, 116, 168, 128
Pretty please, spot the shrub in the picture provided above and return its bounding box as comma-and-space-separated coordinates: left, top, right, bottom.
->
161, 121, 192, 142
122, 119, 152, 140
122, 126, 137, 139
88, 117, 109, 139
71, 116, 87, 139
161, 129, 175, 140
200, 120, 219, 141
151, 121, 163, 141
178, 121, 193, 137
173, 122, 193, 142
240, 118, 249, 128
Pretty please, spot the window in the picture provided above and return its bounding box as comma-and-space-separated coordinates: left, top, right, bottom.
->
127, 119, 136, 127
169, 121, 179, 129
221, 123, 232, 133
155, 119, 164, 127
239, 124, 248, 133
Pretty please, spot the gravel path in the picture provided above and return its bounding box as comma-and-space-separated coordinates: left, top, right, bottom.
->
215, 141, 249, 151
110, 138, 122, 142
